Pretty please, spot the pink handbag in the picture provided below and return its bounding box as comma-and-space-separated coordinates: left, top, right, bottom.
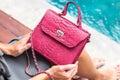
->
25, 2, 90, 79
29, 2, 90, 65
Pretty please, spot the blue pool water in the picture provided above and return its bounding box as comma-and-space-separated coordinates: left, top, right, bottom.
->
47, 0, 120, 43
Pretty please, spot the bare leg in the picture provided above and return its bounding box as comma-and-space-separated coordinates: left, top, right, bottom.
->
72, 58, 105, 80
77, 50, 100, 80
76, 50, 120, 80
92, 58, 105, 69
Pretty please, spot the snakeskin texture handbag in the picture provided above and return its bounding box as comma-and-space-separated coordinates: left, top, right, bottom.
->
25, 2, 91, 79
29, 2, 91, 65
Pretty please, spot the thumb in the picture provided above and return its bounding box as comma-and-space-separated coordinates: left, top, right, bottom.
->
19, 43, 31, 53
66, 61, 78, 76
59, 64, 77, 71
23, 43, 31, 50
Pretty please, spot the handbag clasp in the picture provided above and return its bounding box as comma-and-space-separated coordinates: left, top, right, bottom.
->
56, 30, 64, 37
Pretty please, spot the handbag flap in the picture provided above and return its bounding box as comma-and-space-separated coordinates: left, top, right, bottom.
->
40, 9, 90, 48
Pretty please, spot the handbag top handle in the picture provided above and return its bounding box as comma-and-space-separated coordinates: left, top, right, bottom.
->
59, 2, 82, 27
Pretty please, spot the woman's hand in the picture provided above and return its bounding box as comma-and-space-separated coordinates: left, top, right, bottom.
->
0, 33, 31, 57
47, 61, 78, 80
9, 33, 31, 56
29, 62, 78, 80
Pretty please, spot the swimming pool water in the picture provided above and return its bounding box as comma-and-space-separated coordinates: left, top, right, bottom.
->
48, 0, 120, 43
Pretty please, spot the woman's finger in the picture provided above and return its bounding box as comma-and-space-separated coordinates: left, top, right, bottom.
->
59, 64, 76, 71
18, 43, 31, 54
66, 62, 78, 77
